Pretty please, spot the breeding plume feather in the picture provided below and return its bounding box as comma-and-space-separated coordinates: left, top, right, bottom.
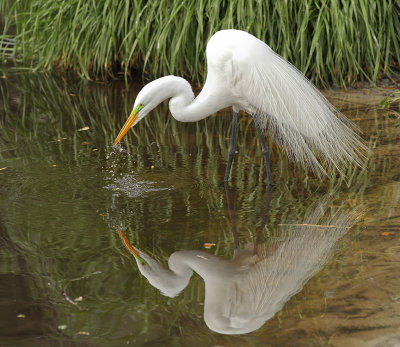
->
115, 29, 366, 183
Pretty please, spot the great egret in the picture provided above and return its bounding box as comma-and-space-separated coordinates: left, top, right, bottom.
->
114, 29, 366, 185
118, 195, 360, 335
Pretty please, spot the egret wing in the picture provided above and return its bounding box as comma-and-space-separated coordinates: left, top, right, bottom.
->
228, 46, 366, 176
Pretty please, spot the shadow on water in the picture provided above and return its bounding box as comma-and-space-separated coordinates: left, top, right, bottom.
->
0, 70, 399, 345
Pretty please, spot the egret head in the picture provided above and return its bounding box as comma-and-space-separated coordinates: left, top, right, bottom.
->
113, 77, 178, 146
114, 80, 160, 145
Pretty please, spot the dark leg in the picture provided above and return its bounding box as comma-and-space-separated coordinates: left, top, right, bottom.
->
254, 189, 272, 254
224, 110, 238, 183
251, 113, 273, 187
224, 183, 239, 254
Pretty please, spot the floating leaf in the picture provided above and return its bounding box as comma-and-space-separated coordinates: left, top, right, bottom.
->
48, 137, 67, 143
203, 243, 216, 249
77, 331, 90, 336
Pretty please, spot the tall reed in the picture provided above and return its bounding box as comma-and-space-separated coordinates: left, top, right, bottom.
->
1, 0, 399, 86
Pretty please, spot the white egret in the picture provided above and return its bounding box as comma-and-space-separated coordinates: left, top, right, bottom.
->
114, 29, 366, 185
118, 197, 361, 335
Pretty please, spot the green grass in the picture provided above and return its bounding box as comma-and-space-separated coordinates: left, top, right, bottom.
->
1, 0, 399, 86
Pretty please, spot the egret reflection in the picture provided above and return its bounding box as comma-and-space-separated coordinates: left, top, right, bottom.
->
119, 192, 361, 335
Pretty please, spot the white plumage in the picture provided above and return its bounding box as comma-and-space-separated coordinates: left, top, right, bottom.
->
209, 31, 367, 175
115, 29, 366, 179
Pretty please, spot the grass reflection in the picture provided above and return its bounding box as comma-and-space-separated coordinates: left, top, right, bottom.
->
0, 71, 395, 344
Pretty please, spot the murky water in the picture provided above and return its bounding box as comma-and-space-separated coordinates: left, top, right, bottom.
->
0, 71, 399, 346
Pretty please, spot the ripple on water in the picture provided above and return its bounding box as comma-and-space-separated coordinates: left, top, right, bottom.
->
104, 174, 171, 198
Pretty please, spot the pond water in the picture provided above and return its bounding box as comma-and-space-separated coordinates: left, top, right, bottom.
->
0, 71, 399, 346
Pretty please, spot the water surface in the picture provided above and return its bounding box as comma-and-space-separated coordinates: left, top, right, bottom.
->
0, 72, 399, 346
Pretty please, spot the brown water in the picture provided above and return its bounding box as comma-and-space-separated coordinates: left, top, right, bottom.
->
0, 71, 399, 346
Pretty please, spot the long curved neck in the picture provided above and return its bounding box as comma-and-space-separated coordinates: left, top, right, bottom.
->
136, 250, 229, 297
144, 76, 229, 122
134, 250, 197, 298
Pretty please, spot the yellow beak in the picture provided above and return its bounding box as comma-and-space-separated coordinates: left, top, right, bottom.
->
114, 104, 144, 146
